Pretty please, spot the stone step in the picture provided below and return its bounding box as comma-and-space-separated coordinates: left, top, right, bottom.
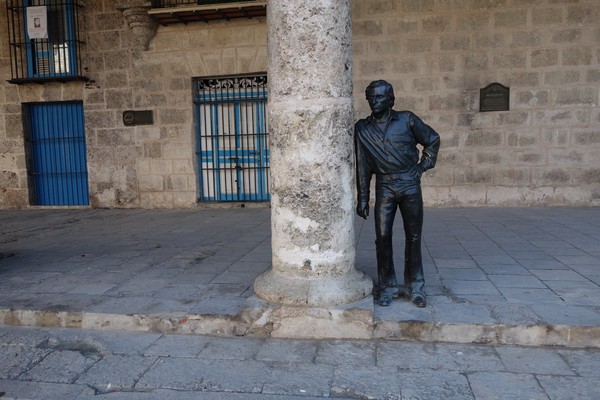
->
2, 296, 598, 348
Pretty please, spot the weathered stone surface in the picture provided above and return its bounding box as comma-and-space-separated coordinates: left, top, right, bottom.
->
495, 10, 527, 28
0, 346, 50, 379
469, 372, 549, 400
515, 90, 550, 107
267, 298, 374, 339
267, 1, 353, 101
353, 20, 384, 36
533, 8, 564, 26
465, 131, 503, 147
556, 88, 597, 106
77, 354, 157, 391
20, 350, 100, 383
255, 0, 372, 306
494, 51, 527, 68
531, 49, 559, 67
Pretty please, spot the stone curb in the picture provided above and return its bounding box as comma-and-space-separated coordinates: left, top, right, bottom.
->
2, 306, 599, 349
374, 321, 600, 348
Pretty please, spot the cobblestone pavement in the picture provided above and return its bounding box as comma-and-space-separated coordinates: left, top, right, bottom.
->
1, 207, 599, 347
1, 207, 600, 398
1, 325, 599, 400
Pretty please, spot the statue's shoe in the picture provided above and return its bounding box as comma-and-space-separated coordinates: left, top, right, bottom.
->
376, 286, 402, 307
377, 291, 393, 306
410, 292, 427, 308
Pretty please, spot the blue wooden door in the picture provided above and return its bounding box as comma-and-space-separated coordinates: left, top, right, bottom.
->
25, 101, 89, 206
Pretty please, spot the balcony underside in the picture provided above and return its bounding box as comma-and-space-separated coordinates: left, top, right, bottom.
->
149, 1, 266, 25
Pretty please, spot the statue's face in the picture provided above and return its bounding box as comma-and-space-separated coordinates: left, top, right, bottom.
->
366, 86, 392, 115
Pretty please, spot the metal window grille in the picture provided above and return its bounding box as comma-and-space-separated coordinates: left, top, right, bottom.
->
194, 74, 270, 203
6, 0, 87, 84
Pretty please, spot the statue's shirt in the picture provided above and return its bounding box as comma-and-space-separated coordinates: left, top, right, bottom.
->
354, 110, 440, 203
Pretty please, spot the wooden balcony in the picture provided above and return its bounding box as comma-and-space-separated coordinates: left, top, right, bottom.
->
149, 1, 266, 25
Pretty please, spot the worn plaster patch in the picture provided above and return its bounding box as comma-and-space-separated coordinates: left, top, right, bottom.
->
277, 207, 320, 233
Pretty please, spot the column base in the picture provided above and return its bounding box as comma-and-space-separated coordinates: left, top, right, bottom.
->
243, 295, 375, 339
254, 268, 373, 307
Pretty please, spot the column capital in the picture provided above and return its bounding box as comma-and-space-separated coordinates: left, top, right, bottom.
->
117, 1, 157, 50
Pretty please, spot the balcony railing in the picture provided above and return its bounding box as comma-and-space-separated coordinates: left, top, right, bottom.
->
151, 0, 254, 7
148, 0, 266, 25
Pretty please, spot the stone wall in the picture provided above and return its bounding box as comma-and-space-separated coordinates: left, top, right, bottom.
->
83, 1, 268, 208
0, 0, 267, 209
352, 0, 600, 206
0, 0, 598, 208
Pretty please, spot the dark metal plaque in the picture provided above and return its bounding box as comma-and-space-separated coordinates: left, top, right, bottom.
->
480, 83, 509, 112
123, 110, 153, 126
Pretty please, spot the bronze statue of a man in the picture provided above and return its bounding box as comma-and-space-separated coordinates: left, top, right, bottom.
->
355, 80, 440, 307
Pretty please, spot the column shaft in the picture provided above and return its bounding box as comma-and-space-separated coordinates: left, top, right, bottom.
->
254, 0, 372, 306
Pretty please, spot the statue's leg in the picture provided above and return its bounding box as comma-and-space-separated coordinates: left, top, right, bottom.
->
399, 188, 425, 306
374, 183, 398, 294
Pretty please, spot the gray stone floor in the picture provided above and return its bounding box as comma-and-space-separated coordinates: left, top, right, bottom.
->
0, 207, 599, 346
0, 325, 599, 399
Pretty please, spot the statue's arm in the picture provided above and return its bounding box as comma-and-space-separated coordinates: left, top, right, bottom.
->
355, 125, 372, 219
409, 113, 441, 177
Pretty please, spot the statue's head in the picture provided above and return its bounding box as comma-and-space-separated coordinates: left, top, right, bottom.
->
365, 80, 395, 114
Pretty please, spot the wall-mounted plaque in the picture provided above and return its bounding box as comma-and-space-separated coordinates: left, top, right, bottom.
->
123, 110, 153, 126
480, 83, 509, 112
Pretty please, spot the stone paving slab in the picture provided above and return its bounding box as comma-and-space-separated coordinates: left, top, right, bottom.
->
1, 207, 599, 347
1, 325, 599, 400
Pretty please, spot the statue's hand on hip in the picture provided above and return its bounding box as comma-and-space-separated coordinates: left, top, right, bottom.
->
408, 164, 424, 180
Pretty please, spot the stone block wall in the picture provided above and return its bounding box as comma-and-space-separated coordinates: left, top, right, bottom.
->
1, 0, 598, 208
83, 2, 267, 208
0, 0, 267, 208
0, 0, 88, 206
352, 0, 600, 206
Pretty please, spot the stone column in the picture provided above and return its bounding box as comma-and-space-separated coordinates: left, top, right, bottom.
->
254, 0, 372, 306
